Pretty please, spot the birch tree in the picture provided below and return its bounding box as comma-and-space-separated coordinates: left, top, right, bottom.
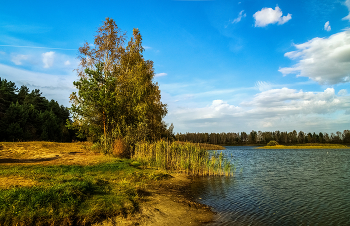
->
69, 18, 167, 152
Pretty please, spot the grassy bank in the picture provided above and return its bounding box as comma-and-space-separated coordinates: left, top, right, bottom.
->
0, 141, 225, 225
256, 143, 350, 149
0, 142, 172, 226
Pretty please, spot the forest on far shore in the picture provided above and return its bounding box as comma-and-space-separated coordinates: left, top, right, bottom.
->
175, 130, 350, 145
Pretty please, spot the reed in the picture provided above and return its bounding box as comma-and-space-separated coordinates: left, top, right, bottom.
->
132, 140, 234, 176
174, 141, 225, 150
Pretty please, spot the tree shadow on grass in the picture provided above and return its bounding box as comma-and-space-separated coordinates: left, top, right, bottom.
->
0, 156, 60, 164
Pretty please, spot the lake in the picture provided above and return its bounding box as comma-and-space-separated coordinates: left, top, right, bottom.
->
190, 146, 350, 225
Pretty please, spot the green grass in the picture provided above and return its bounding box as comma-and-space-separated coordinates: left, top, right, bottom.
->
0, 159, 170, 226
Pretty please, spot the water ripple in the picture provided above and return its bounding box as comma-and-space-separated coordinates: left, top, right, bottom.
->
191, 147, 350, 225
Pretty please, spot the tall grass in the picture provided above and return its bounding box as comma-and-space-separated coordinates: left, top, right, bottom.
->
132, 140, 234, 176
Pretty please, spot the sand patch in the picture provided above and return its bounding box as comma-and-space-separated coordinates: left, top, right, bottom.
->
94, 174, 214, 226
0, 141, 113, 166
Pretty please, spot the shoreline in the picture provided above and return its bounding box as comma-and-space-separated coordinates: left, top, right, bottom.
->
94, 173, 215, 226
256, 145, 350, 149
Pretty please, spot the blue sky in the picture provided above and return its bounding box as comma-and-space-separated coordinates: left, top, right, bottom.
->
1, 0, 350, 134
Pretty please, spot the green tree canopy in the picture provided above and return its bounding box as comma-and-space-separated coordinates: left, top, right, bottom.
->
69, 18, 167, 152
0, 78, 74, 142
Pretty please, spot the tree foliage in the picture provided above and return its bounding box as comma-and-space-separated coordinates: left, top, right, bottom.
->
175, 130, 350, 145
69, 18, 168, 152
0, 78, 74, 142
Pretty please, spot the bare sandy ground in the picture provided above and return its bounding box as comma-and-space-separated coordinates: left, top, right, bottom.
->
95, 174, 214, 226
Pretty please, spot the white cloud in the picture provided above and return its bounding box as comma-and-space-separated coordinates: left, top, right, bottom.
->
42, 51, 55, 68
343, 0, 350, 21
155, 72, 167, 77
64, 60, 71, 66
324, 21, 331, 31
338, 89, 348, 96
279, 30, 350, 84
143, 46, 152, 50
166, 87, 350, 133
232, 10, 246, 24
0, 63, 76, 107
253, 6, 291, 27
11, 54, 29, 65
255, 81, 272, 91
243, 88, 347, 115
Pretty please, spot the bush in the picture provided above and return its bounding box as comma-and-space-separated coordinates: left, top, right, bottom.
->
112, 138, 129, 158
267, 140, 279, 146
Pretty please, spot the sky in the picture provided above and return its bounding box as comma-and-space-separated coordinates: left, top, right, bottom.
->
1, 0, 350, 134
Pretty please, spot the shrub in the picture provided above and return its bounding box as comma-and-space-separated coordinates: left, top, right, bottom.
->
112, 138, 128, 158
267, 140, 279, 146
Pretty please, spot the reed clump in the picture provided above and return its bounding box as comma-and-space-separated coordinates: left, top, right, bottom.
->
133, 140, 234, 176
174, 141, 225, 150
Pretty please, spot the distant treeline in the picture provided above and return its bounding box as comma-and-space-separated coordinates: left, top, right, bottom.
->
0, 78, 75, 142
175, 130, 350, 145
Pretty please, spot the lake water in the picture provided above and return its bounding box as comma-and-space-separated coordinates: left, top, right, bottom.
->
190, 146, 350, 225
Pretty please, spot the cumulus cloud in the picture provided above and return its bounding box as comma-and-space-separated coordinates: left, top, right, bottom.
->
253, 6, 291, 27
324, 21, 331, 31
155, 72, 167, 77
232, 10, 246, 24
243, 88, 348, 115
64, 60, 71, 66
165, 87, 350, 133
11, 54, 29, 65
279, 30, 350, 84
343, 0, 350, 21
42, 51, 55, 68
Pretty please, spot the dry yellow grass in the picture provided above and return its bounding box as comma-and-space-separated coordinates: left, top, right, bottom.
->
0, 141, 116, 166
0, 176, 37, 189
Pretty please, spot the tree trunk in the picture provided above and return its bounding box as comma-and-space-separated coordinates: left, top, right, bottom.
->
103, 111, 107, 150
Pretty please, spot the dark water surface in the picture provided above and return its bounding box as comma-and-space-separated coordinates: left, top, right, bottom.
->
190, 146, 350, 225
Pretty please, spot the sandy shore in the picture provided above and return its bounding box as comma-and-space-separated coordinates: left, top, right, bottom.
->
94, 174, 215, 226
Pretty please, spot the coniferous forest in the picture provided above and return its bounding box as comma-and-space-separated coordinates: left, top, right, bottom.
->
175, 130, 350, 145
0, 78, 75, 142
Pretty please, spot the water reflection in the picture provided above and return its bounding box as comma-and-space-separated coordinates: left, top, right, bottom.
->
191, 147, 350, 225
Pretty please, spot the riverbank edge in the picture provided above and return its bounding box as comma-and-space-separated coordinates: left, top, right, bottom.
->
255, 145, 350, 149
94, 173, 216, 226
